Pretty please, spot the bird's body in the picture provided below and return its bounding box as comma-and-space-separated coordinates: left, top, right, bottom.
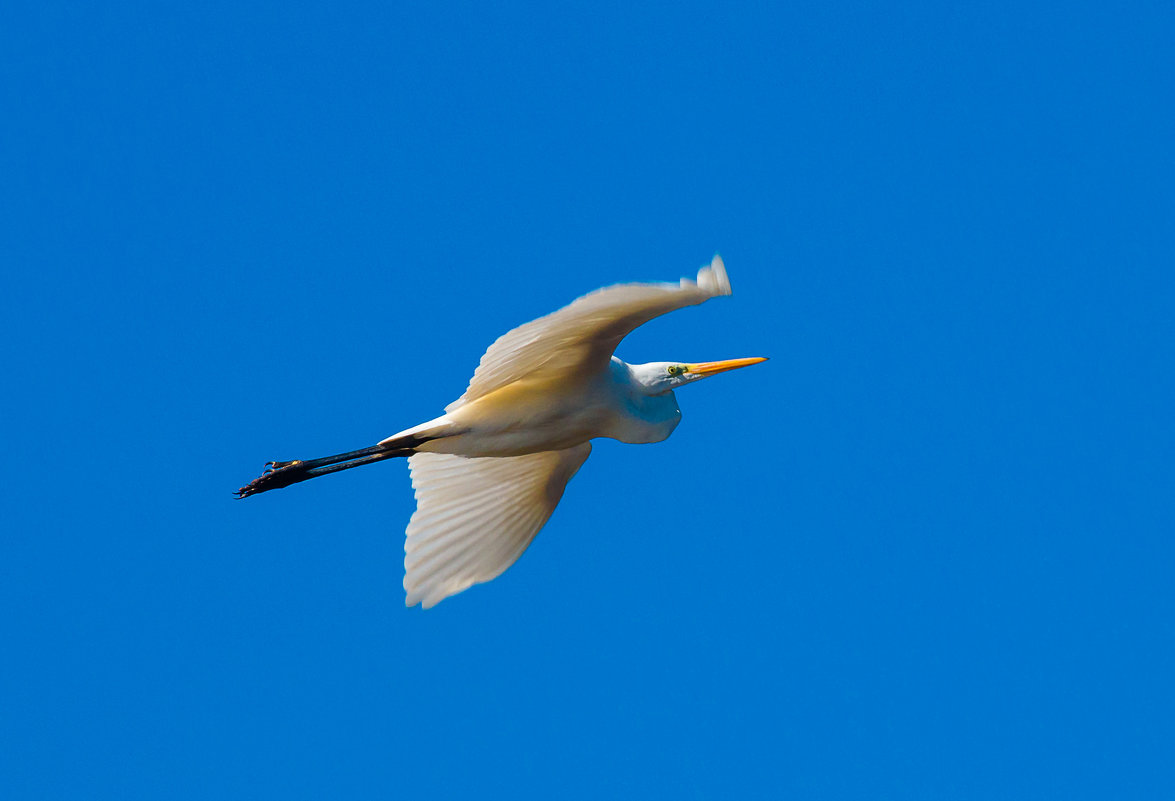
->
237, 256, 765, 607
384, 356, 681, 458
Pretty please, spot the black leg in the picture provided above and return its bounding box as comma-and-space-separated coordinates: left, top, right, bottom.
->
235, 446, 414, 498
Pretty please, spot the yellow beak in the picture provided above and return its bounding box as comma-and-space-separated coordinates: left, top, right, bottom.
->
687, 357, 769, 377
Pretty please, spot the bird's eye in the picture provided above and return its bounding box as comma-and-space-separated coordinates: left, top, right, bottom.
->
667, 364, 685, 376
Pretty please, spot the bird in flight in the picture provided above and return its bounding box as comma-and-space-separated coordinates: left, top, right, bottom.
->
237, 255, 766, 607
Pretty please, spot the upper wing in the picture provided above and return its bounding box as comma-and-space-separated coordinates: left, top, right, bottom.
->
403, 443, 592, 608
445, 255, 732, 412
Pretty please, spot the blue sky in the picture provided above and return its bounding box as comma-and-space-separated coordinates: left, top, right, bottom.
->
3, 1, 1173, 798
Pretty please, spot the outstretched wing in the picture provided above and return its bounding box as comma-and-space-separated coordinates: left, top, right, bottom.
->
403, 443, 592, 608
446, 255, 732, 412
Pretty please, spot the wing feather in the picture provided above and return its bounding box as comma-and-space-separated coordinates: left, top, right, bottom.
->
403, 443, 592, 608
446, 256, 731, 411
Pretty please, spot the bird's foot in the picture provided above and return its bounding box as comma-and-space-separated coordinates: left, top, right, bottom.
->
265, 459, 302, 472
235, 460, 307, 498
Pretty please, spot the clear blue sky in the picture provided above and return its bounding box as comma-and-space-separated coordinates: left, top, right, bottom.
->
3, 2, 1173, 798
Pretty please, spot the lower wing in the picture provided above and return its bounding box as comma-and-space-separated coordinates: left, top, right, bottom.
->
403, 443, 592, 608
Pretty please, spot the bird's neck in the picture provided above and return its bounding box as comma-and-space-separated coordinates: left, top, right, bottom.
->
606, 359, 682, 444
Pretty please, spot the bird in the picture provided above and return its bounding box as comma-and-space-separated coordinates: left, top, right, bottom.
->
237, 255, 766, 608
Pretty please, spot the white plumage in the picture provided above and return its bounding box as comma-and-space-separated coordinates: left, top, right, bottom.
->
446, 256, 732, 411
237, 255, 765, 608
404, 444, 591, 608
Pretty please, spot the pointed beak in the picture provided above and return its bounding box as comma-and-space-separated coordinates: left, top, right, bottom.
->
687, 356, 769, 377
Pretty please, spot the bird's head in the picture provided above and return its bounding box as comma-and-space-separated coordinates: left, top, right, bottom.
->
630, 357, 768, 395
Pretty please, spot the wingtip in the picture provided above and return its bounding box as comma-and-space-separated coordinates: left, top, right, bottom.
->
698, 253, 732, 296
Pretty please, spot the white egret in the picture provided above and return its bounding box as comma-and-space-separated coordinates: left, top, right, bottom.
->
237, 255, 766, 607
